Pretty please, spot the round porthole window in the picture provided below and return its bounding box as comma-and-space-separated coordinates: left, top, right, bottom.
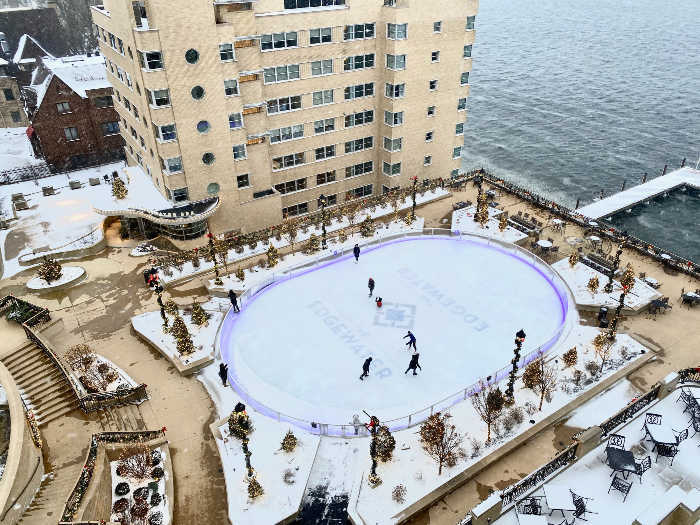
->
207, 182, 220, 194
202, 152, 215, 165
196, 120, 210, 133
191, 85, 205, 100
185, 48, 199, 64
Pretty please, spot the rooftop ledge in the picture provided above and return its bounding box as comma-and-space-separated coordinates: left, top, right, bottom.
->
95, 196, 220, 225
89, 5, 110, 17
256, 4, 348, 16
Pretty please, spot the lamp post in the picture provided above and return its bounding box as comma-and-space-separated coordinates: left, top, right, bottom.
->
474, 176, 484, 223
411, 176, 418, 220
318, 193, 328, 249
603, 244, 624, 293
505, 329, 526, 404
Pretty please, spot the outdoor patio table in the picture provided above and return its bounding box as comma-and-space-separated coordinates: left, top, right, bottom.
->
645, 423, 676, 449
544, 484, 576, 516
517, 514, 547, 525
537, 239, 553, 249
606, 448, 637, 479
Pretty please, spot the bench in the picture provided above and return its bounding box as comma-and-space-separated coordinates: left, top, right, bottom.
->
69, 180, 81, 190
89, 177, 101, 186
42, 186, 55, 196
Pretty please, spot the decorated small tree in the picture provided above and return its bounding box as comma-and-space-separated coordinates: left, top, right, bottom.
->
235, 267, 245, 282
593, 333, 614, 370
228, 410, 254, 440
37, 256, 63, 284
471, 383, 505, 443
419, 412, 464, 475
65, 343, 95, 373
498, 212, 509, 232
281, 430, 297, 452
112, 176, 128, 199
170, 315, 194, 355
304, 234, 320, 254
164, 299, 178, 317
360, 216, 375, 237
374, 425, 396, 462
266, 245, 279, 268
562, 347, 578, 368
392, 484, 407, 503
568, 251, 579, 268
247, 476, 264, 499
587, 276, 599, 295
522, 351, 558, 411
282, 219, 298, 248
402, 213, 415, 226
191, 301, 210, 327
338, 230, 349, 243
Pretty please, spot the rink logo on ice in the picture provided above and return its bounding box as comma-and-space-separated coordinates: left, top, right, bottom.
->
307, 300, 392, 379
373, 303, 415, 330
396, 267, 489, 332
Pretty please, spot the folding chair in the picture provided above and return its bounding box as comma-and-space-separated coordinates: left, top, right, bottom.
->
634, 455, 651, 484
608, 475, 632, 502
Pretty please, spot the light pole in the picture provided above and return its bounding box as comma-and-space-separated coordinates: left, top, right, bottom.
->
318, 194, 327, 249
411, 176, 418, 220
603, 244, 624, 293
505, 329, 526, 404
474, 175, 484, 223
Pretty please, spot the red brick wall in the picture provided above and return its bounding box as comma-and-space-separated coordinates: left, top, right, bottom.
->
31, 76, 124, 170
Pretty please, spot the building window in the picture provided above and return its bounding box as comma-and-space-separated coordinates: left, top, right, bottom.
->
429, 80, 438, 90
191, 85, 205, 100
345, 136, 373, 154
2, 88, 15, 101
312, 89, 334, 106
385, 83, 405, 98
456, 123, 464, 135
427, 106, 436, 117
383, 137, 402, 152
101, 121, 120, 136
270, 124, 304, 143
132, 106, 139, 119
185, 48, 199, 64
348, 184, 372, 199
387, 23, 407, 40
282, 202, 309, 218
424, 155, 432, 166
314, 118, 335, 134
130, 126, 137, 139
343, 54, 374, 71
316, 170, 336, 185
10, 111, 21, 123
64, 127, 79, 141
384, 111, 404, 126
139, 50, 163, 70
272, 152, 305, 170
163, 156, 183, 173
466, 15, 476, 30
274, 177, 307, 194
233, 144, 247, 160
267, 95, 302, 114
345, 161, 373, 178
224, 79, 239, 96
461, 72, 470, 85
310, 27, 332, 45
263, 64, 301, 84
453, 146, 462, 158
154, 123, 177, 141
344, 23, 375, 40
426, 131, 434, 141
94, 95, 113, 108
109, 33, 116, 48
433, 21, 442, 33
123, 99, 131, 112
284, 0, 345, 8
219, 43, 235, 61
464, 44, 472, 58
173, 187, 189, 202
147, 88, 170, 107
261, 31, 298, 51
431, 51, 440, 62
56, 101, 71, 114
197, 120, 210, 133
382, 162, 401, 176
386, 54, 406, 71
345, 110, 373, 128
315, 145, 336, 161
458, 97, 467, 110
344, 82, 374, 100
237, 174, 250, 188
319, 194, 337, 207
207, 182, 220, 194
229, 113, 244, 129
202, 152, 216, 165
311, 59, 333, 76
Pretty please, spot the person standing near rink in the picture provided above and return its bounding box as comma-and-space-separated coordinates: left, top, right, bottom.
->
353, 244, 361, 263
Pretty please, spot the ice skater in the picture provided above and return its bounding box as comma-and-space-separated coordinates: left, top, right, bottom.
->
405, 351, 422, 375
218, 362, 229, 386
228, 289, 240, 313
403, 330, 417, 351
353, 244, 361, 263
368, 277, 375, 297
375, 296, 383, 308
359, 356, 372, 380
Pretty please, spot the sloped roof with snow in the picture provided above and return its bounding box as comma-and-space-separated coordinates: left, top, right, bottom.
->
12, 33, 53, 64
40, 55, 110, 98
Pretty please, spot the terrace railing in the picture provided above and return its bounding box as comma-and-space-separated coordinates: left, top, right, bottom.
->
599, 383, 661, 436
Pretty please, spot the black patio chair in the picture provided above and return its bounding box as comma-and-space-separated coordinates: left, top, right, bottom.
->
608, 475, 632, 502
655, 443, 678, 466
642, 412, 662, 439
570, 490, 595, 520
516, 496, 543, 516
634, 455, 651, 484
674, 427, 689, 445
689, 414, 700, 439
608, 434, 625, 449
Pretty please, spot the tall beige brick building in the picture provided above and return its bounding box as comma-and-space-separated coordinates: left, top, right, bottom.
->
91, 0, 477, 235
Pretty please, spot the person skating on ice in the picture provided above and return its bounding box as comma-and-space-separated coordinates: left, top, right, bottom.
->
359, 356, 372, 380
218, 362, 229, 386
353, 244, 361, 263
228, 289, 240, 313
405, 352, 422, 375
375, 296, 383, 308
368, 277, 375, 297
404, 330, 417, 350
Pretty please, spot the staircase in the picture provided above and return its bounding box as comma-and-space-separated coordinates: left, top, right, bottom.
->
1, 342, 79, 425
17, 463, 84, 525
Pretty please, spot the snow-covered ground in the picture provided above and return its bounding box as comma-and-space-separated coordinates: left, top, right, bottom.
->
564, 378, 641, 429
220, 235, 575, 427
0, 128, 42, 172
552, 259, 662, 311
25, 265, 84, 289
451, 206, 529, 244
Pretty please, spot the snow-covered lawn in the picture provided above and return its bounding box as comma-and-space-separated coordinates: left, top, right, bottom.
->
0, 128, 42, 172
25, 265, 84, 290
451, 206, 530, 244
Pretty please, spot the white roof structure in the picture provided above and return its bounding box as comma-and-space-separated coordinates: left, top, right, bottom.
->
12, 33, 54, 64
0, 57, 8, 66
39, 55, 110, 98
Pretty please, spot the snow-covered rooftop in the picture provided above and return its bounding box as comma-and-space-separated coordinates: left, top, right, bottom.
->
12, 33, 53, 64
39, 55, 110, 98
0, 57, 8, 67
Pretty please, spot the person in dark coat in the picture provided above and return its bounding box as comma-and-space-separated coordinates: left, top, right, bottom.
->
353, 244, 361, 263
368, 278, 375, 297
359, 356, 372, 380
218, 362, 229, 386
405, 352, 422, 375
403, 330, 417, 350
228, 289, 240, 313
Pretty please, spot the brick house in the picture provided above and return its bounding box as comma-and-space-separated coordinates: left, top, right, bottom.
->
28, 54, 124, 170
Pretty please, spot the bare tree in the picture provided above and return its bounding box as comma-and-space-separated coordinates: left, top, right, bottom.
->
522, 351, 559, 411
471, 382, 505, 443
419, 412, 465, 475
64, 343, 95, 374
117, 443, 153, 481
593, 333, 614, 371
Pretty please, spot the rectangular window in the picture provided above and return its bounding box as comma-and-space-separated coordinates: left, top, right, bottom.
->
315, 145, 336, 161
282, 202, 309, 218
164, 156, 182, 173
154, 123, 177, 141
456, 123, 464, 135
147, 89, 170, 107
464, 44, 472, 58
284, 0, 345, 8
426, 131, 434, 141
348, 184, 372, 199
431, 51, 440, 62
310, 27, 332, 45
117, 37, 124, 54
321, 194, 338, 206
316, 170, 336, 185
64, 127, 79, 141
123, 99, 131, 111
345, 136, 373, 154
345, 161, 373, 178
384, 111, 404, 126
94, 95, 113, 108
101, 121, 120, 136
56, 101, 71, 114
314, 118, 335, 134
130, 126, 137, 139
311, 59, 333, 76
2, 88, 15, 101
224, 79, 239, 96
132, 106, 139, 119
383, 137, 402, 152
274, 177, 307, 194
261, 32, 298, 51
433, 21, 442, 33
386, 54, 406, 71
461, 72, 470, 85
343, 53, 374, 71
173, 187, 189, 202
344, 23, 375, 41
424, 155, 432, 166
312, 89, 334, 106
272, 152, 306, 170
267, 95, 302, 114
237, 174, 250, 188
387, 23, 407, 40
139, 50, 163, 70
453, 146, 462, 158
345, 110, 374, 128
385, 83, 405, 98
263, 64, 301, 84
269, 124, 304, 143
429, 79, 438, 90
139, 135, 145, 148
219, 43, 235, 61
233, 144, 247, 160
228, 113, 243, 129
344, 82, 374, 100
108, 33, 116, 48
458, 97, 467, 110
10, 111, 21, 123
427, 105, 436, 117
382, 162, 401, 176
466, 15, 476, 30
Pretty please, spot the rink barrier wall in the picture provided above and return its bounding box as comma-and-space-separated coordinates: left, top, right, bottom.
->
217, 229, 579, 437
